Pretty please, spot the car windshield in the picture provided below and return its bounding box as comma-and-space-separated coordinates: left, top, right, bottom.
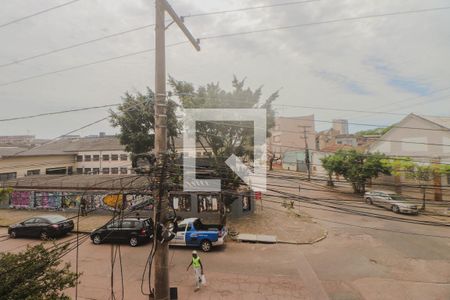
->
43, 215, 67, 223
388, 194, 405, 201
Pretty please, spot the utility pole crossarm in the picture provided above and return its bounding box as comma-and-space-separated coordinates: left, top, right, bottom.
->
161, 0, 201, 51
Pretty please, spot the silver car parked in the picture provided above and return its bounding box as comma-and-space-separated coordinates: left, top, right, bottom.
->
364, 190, 419, 214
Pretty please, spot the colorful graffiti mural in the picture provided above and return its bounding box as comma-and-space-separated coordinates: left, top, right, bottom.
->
8, 191, 153, 211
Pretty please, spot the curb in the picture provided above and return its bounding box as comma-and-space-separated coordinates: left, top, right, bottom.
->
277, 230, 328, 245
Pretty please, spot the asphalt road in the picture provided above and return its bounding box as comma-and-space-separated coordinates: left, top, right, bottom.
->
0, 174, 449, 299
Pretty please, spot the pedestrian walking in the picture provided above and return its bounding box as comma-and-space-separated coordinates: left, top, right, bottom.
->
186, 250, 204, 291
80, 197, 87, 216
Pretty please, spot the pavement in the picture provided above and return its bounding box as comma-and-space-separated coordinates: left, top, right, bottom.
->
228, 196, 327, 244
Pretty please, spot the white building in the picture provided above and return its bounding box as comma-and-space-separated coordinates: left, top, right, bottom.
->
369, 113, 450, 201
0, 136, 132, 179
73, 137, 131, 175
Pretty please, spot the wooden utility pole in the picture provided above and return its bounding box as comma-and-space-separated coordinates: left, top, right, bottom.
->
153, 1, 200, 299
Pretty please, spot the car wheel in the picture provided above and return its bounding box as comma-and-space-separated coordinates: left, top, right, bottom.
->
9, 230, 17, 239
40, 231, 49, 240
92, 234, 102, 245
392, 205, 400, 213
201, 240, 212, 252
366, 198, 373, 205
129, 236, 139, 247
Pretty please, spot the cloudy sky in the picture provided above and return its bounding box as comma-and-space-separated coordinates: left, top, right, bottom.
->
1, 0, 449, 138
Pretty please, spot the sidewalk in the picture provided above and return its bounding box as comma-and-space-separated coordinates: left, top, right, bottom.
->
228, 195, 327, 244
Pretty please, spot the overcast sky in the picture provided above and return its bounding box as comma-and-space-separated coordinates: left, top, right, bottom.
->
1, 0, 449, 138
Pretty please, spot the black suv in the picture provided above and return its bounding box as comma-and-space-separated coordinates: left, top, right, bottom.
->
90, 217, 153, 247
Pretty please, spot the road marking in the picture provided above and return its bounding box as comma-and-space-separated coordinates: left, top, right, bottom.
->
296, 252, 330, 300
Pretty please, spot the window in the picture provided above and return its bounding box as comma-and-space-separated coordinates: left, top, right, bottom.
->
93, 168, 100, 174
102, 154, 110, 161
77, 168, 83, 174
93, 155, 100, 161
84, 155, 91, 161
111, 154, 119, 161
107, 220, 120, 229
242, 195, 251, 212
27, 169, 40, 176
102, 168, 110, 174
120, 154, 128, 161
45, 167, 66, 175
0, 172, 17, 181
111, 168, 119, 174
76, 155, 83, 162
170, 194, 191, 212
198, 194, 219, 212
84, 168, 91, 174
120, 221, 135, 228
120, 168, 128, 174
23, 218, 37, 225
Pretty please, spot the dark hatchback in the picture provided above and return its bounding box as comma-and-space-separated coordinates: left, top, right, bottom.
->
90, 217, 153, 247
8, 215, 74, 239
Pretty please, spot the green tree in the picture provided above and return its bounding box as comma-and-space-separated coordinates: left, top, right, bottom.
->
109, 88, 180, 165
169, 76, 278, 190
320, 154, 345, 187
322, 150, 391, 193
0, 243, 79, 299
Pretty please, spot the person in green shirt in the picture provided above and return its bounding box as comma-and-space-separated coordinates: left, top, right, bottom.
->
186, 250, 204, 291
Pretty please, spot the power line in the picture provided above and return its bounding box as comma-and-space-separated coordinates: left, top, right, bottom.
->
5, 101, 146, 158
0, 0, 81, 29
262, 200, 450, 239
0, 1, 318, 68
200, 6, 450, 41
2, 6, 450, 88
183, 0, 319, 18
0, 24, 155, 69
0, 41, 188, 88
0, 103, 120, 122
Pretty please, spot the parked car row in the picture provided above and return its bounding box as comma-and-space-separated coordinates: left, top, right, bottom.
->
8, 215, 227, 252
364, 190, 419, 214
8, 215, 74, 239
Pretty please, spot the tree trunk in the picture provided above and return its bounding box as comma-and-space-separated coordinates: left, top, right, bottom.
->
421, 186, 426, 211
327, 173, 334, 187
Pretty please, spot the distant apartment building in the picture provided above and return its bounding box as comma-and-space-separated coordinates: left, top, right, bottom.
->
332, 119, 349, 135
268, 115, 316, 158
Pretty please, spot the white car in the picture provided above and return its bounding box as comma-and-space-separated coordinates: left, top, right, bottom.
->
364, 190, 419, 214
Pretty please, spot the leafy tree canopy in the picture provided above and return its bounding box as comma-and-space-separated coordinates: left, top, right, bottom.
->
321, 150, 391, 193
0, 243, 79, 299
110, 88, 180, 158
169, 76, 278, 190
382, 157, 450, 182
